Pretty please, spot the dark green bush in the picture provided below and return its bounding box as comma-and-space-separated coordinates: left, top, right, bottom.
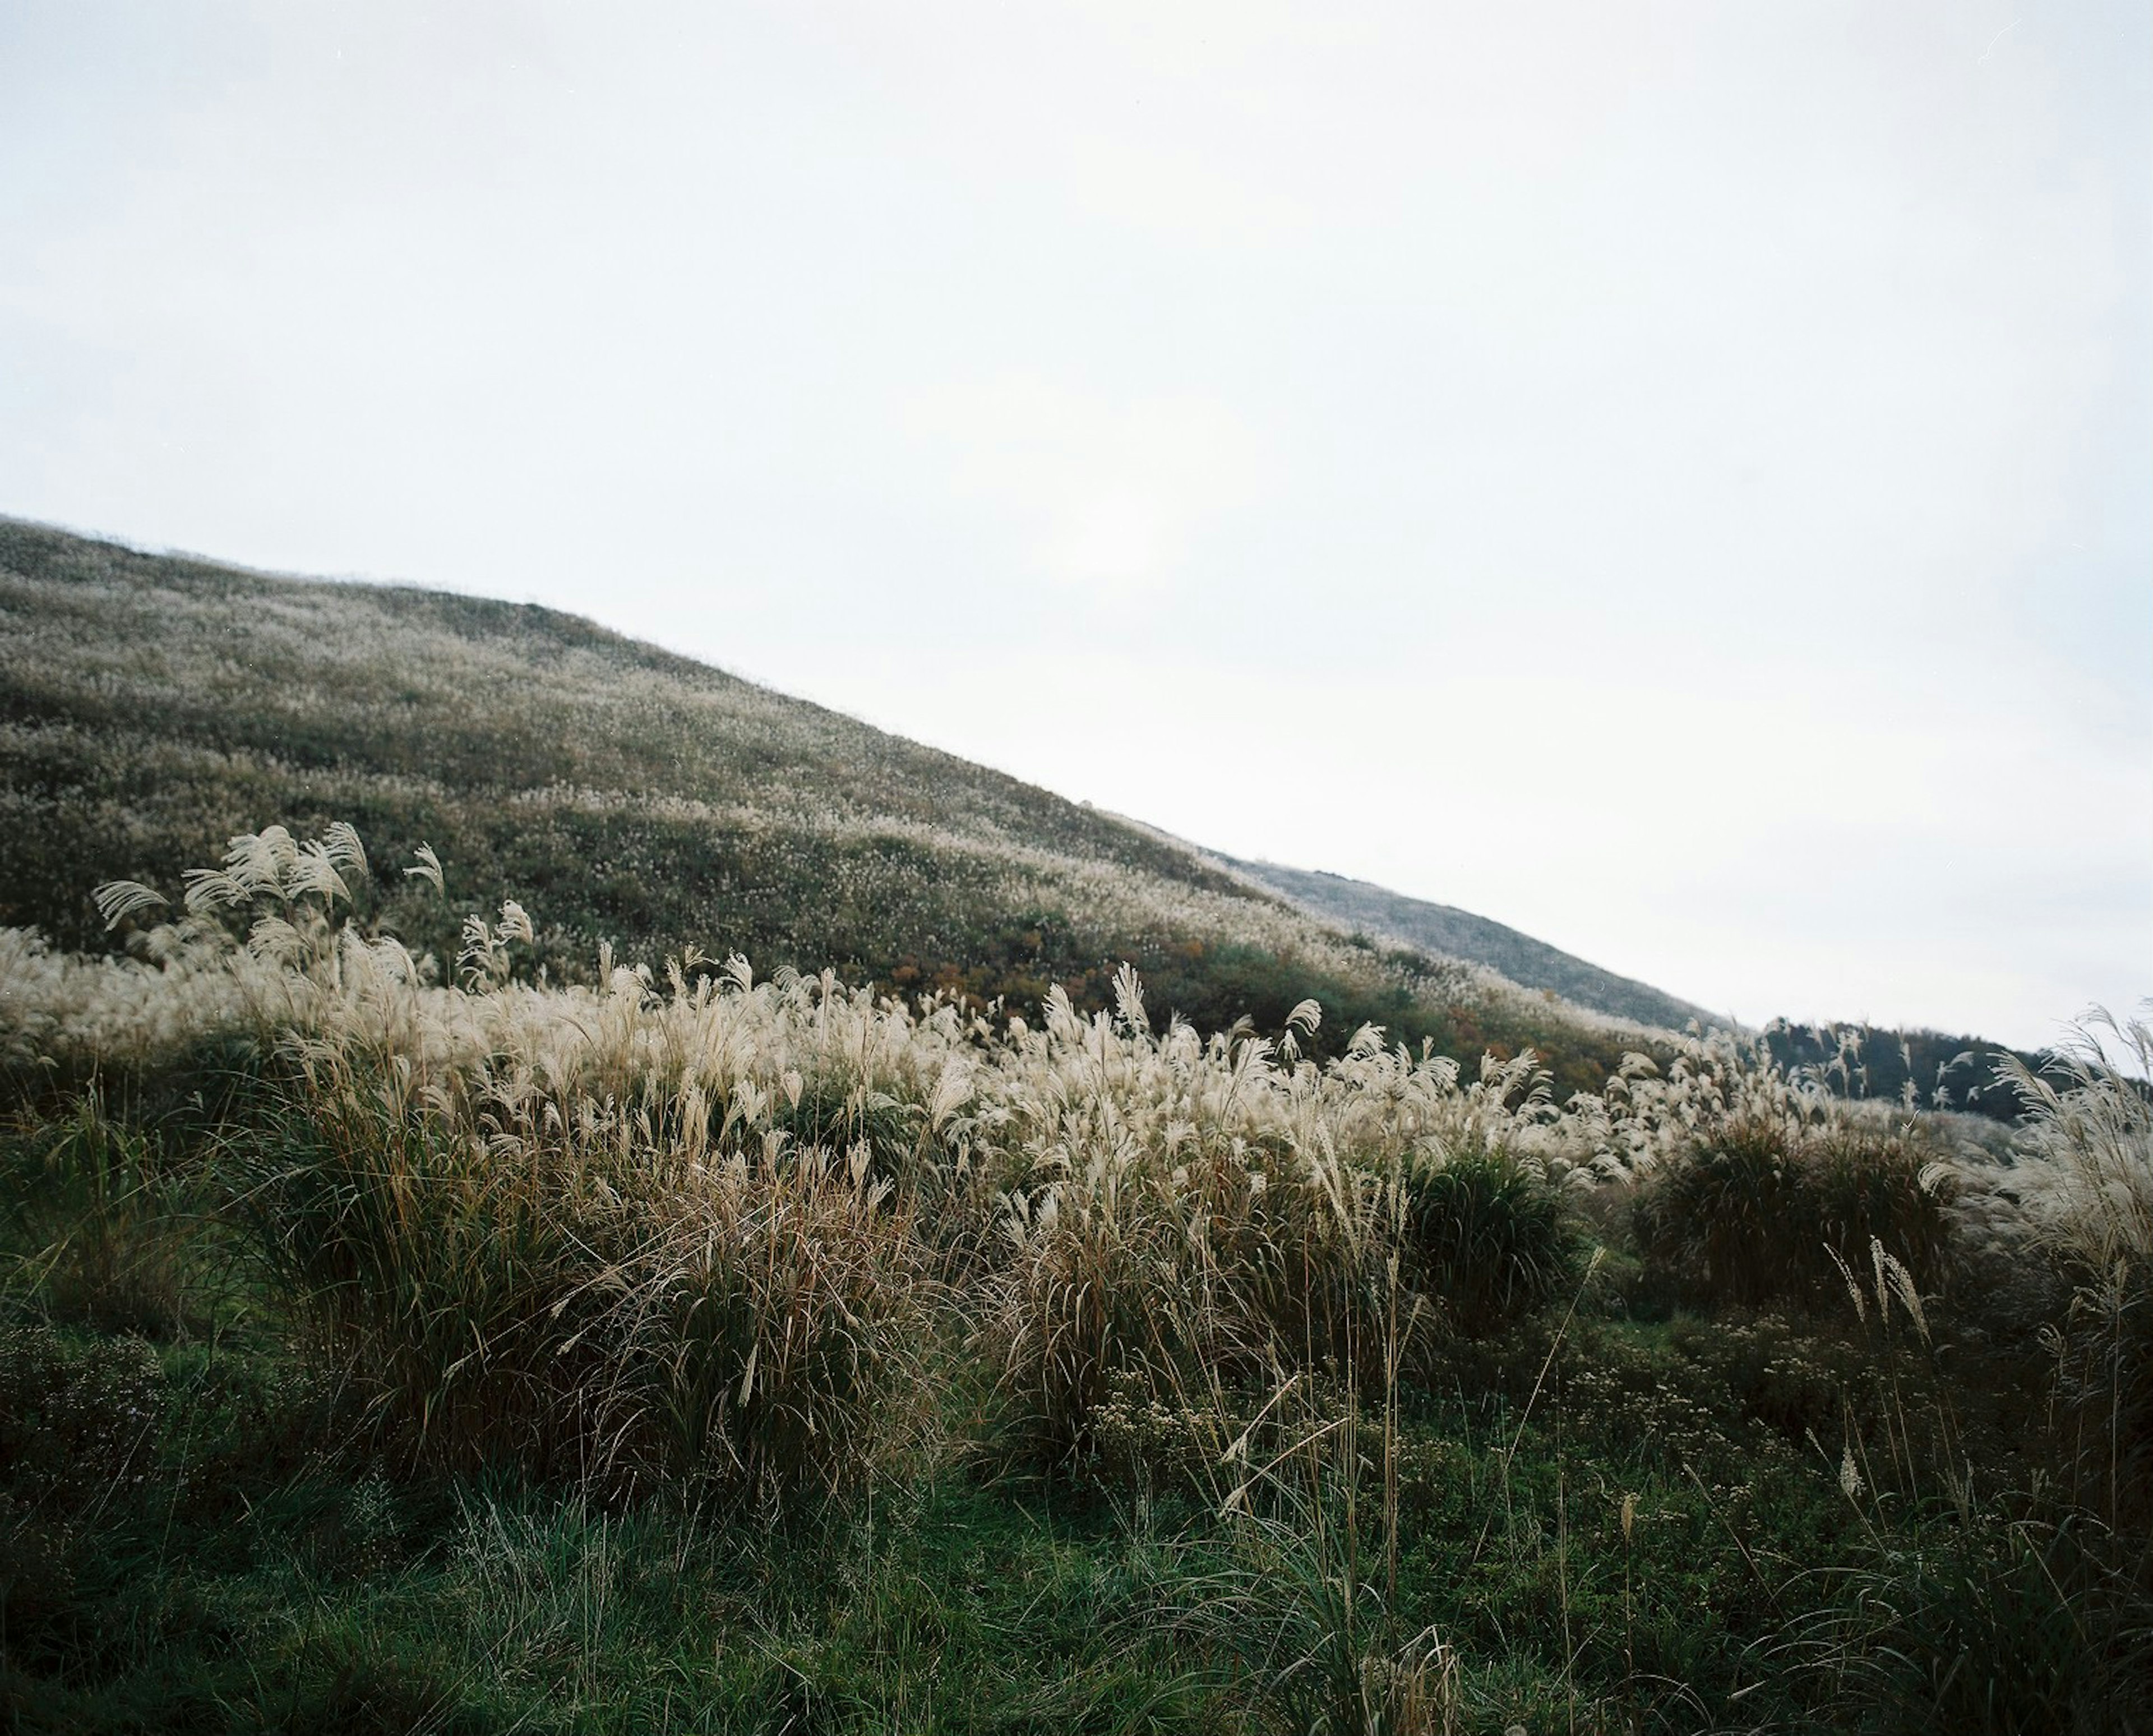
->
0, 1323, 163, 1513
1633, 1119, 1803, 1309
769, 1074, 927, 1189
1635, 1118, 1955, 1310
1401, 1144, 1581, 1335
1807, 1124, 1957, 1294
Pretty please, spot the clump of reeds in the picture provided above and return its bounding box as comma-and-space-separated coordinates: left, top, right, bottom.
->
4, 1088, 202, 1338
1632, 1107, 1957, 1311
91, 826, 943, 1503
1998, 1005, 2153, 1521
238, 1046, 936, 1500
2000, 1006, 2153, 1282
984, 976, 1411, 1459
1773, 1228, 2153, 1734
1397, 1137, 1581, 1336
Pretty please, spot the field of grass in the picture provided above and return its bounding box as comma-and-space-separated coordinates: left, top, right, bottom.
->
0, 519, 1674, 1100
3, 823, 2148, 1731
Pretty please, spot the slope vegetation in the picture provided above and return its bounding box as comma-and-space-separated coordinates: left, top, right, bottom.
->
0, 520, 1644, 1089
1214, 853, 1715, 1031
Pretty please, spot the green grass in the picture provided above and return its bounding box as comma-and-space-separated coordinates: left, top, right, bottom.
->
17, 1280, 2141, 1734
8, 1072, 2147, 1734
1399, 1142, 1583, 1337
1633, 1115, 1957, 1311
4, 820, 2149, 1730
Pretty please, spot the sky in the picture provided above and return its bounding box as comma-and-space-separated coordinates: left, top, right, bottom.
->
2, 1, 2147, 1053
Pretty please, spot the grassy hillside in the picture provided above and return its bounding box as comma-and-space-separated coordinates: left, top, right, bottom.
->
0, 519, 1646, 1092
3, 523, 2145, 1727
1213, 853, 1716, 1032
1216, 856, 2060, 1122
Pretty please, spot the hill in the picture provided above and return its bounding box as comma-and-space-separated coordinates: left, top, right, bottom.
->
1207, 857, 2059, 1121
0, 519, 1653, 1093
1210, 853, 1718, 1032
1761, 1018, 2062, 1125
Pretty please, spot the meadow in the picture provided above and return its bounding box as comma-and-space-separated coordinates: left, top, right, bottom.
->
2, 821, 2147, 1732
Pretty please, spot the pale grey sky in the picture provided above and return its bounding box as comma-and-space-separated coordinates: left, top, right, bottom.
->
3, 1, 2147, 1052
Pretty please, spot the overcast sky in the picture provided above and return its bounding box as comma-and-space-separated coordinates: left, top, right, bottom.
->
3, 1, 2147, 1052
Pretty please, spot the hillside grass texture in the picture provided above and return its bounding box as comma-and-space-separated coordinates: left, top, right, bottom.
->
1, 822, 2148, 1732
0, 519, 1649, 1098
1210, 855, 1716, 1035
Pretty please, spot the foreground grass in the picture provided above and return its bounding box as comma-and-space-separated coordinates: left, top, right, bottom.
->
8, 1188, 2146, 1734
0, 1314, 1884, 1734
5, 829, 2150, 1730
4, 1343, 1221, 1734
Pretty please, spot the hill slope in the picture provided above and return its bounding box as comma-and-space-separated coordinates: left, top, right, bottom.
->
0, 520, 1652, 1091
1211, 854, 1718, 1032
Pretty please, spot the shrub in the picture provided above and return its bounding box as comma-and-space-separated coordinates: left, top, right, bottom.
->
1807, 1123, 1957, 1294
0, 1323, 163, 1514
1399, 1142, 1580, 1336
1635, 1117, 1955, 1310
235, 1062, 936, 1503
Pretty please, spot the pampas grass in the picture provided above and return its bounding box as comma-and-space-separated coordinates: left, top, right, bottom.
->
1624, 1032, 1958, 1310
14, 821, 2018, 1474
33, 824, 1635, 1480
1998, 1006, 2153, 1522
2, 816, 2149, 1728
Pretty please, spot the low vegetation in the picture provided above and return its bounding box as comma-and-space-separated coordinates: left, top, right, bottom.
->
2, 822, 2147, 1730
1215, 853, 1714, 1033
0, 519, 1652, 1100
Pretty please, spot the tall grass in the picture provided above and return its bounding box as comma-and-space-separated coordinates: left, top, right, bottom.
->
982, 978, 1593, 1454
1999, 1006, 2153, 1522
77, 827, 951, 1501
239, 1053, 935, 1499
1398, 1138, 1579, 1335
7, 817, 2151, 1725
2000, 1006, 2153, 1282
1777, 1512, 2152, 1734
4, 1089, 200, 1338
1184, 1374, 1461, 1736
1620, 1028, 1958, 1310
29, 824, 1634, 1484
1768, 1248, 2153, 1734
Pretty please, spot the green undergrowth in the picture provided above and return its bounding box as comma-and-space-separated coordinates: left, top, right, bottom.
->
6, 1089, 2148, 1733
2, 1331, 1227, 1734
6, 835, 2149, 1731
